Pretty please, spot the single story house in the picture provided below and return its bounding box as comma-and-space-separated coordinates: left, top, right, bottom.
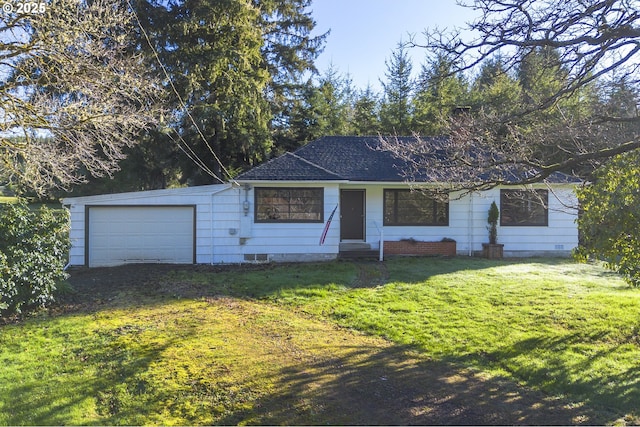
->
62, 136, 581, 267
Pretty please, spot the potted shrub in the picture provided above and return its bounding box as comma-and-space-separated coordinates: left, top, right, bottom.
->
482, 201, 504, 259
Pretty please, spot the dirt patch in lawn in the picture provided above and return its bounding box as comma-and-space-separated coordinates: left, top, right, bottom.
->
60, 263, 271, 310
61, 264, 598, 425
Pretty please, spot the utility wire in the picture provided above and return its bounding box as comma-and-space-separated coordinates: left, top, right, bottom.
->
125, 0, 238, 185
165, 131, 218, 179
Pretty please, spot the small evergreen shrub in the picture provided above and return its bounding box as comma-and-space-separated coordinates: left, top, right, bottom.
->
487, 201, 499, 244
0, 201, 70, 317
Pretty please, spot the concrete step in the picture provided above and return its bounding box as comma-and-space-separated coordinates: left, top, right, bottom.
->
339, 242, 372, 252
338, 249, 380, 260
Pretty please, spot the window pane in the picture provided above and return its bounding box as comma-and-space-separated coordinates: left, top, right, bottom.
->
500, 190, 548, 226
383, 191, 395, 224
383, 189, 448, 226
255, 187, 323, 222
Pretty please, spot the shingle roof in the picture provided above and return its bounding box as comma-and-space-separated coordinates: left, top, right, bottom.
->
238, 136, 428, 182
239, 152, 343, 181
237, 136, 580, 184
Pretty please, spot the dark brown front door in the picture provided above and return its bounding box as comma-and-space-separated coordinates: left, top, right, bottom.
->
340, 190, 365, 240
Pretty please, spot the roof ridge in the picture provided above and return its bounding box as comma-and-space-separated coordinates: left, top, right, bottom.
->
288, 152, 344, 179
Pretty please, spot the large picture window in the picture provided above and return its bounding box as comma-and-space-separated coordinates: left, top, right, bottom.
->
500, 189, 548, 226
383, 189, 449, 226
255, 187, 323, 223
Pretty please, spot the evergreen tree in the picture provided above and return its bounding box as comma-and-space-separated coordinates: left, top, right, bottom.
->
469, 57, 521, 116
515, 47, 600, 174
78, 0, 326, 192
285, 67, 355, 146
352, 85, 382, 135
407, 0, 640, 188
412, 55, 468, 136
258, 0, 328, 151
163, 0, 272, 185
379, 42, 414, 135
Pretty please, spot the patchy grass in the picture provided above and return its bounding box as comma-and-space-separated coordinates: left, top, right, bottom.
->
0, 258, 638, 425
304, 259, 640, 422
0, 296, 403, 425
0, 196, 18, 204
169, 257, 640, 424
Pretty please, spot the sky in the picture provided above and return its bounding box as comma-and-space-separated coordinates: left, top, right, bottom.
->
309, 0, 480, 92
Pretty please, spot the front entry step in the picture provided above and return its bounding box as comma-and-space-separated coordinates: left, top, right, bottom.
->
338, 242, 379, 260
339, 242, 371, 251
338, 250, 380, 260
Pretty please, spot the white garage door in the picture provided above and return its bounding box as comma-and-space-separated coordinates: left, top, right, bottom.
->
88, 206, 195, 267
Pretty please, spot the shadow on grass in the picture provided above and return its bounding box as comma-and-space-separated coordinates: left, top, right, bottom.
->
63, 257, 506, 309
220, 344, 597, 425
1, 313, 199, 425
467, 334, 640, 424
59, 258, 638, 424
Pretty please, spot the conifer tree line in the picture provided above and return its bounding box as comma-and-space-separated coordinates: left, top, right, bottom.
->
81, 37, 637, 195
1, 0, 638, 196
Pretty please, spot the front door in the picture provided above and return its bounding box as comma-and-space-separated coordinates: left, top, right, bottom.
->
340, 190, 365, 240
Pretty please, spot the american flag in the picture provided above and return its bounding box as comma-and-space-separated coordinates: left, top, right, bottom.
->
319, 205, 338, 245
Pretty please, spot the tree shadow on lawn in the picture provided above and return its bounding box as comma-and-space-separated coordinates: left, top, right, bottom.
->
63, 257, 594, 310
475, 334, 640, 424
1, 318, 193, 426
63, 257, 507, 310
60, 259, 638, 424
220, 344, 599, 425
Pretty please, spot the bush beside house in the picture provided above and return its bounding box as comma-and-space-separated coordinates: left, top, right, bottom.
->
0, 202, 70, 317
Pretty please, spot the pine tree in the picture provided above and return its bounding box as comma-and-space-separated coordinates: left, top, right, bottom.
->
352, 85, 382, 136
379, 42, 414, 135
412, 55, 468, 136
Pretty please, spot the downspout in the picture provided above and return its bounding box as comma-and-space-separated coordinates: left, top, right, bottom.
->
468, 192, 474, 257
379, 225, 384, 262
62, 202, 72, 270
209, 184, 235, 265
210, 192, 215, 264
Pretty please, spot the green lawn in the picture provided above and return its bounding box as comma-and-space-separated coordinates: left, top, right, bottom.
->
0, 196, 18, 204
1, 258, 638, 425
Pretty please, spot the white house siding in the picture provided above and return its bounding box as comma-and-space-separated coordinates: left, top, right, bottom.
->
210, 186, 243, 263
338, 183, 578, 258
342, 184, 471, 252
63, 185, 229, 266
63, 181, 579, 267
485, 186, 579, 257
447, 185, 578, 257
225, 182, 341, 263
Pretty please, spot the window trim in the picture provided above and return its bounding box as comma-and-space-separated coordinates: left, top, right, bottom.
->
383, 189, 449, 226
500, 189, 549, 227
254, 187, 324, 223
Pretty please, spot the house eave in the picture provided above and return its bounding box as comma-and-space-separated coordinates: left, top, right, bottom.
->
235, 179, 349, 185
62, 183, 232, 205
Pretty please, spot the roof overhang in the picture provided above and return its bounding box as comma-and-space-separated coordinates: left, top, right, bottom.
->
62, 183, 232, 205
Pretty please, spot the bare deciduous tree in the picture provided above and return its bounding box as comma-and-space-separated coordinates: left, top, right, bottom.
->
381, 0, 640, 191
1, 0, 161, 194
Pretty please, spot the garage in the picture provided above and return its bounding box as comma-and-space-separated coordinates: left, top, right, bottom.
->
87, 205, 195, 267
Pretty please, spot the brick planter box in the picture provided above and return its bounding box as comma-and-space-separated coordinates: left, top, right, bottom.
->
384, 240, 456, 257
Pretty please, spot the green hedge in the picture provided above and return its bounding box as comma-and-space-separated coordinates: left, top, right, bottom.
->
0, 201, 70, 317
576, 151, 640, 287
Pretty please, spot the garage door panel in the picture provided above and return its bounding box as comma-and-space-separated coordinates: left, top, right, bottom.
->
88, 206, 195, 267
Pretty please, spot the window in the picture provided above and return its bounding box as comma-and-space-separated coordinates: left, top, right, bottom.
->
500, 189, 548, 226
255, 187, 323, 223
383, 189, 449, 226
